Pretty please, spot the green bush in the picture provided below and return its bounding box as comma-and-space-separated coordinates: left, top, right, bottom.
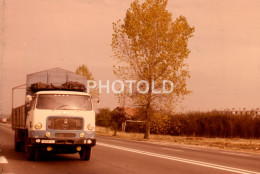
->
96, 108, 260, 138
148, 112, 260, 138
96, 108, 111, 127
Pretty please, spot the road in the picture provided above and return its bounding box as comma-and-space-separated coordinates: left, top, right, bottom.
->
0, 123, 260, 174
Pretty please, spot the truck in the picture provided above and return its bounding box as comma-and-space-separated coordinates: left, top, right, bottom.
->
0, 117, 7, 123
12, 68, 96, 161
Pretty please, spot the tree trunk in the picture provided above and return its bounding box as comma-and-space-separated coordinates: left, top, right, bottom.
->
111, 122, 118, 136
113, 129, 118, 136
144, 81, 152, 139
144, 121, 150, 139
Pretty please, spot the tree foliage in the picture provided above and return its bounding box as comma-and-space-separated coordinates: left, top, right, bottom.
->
96, 108, 111, 127
96, 107, 126, 136
112, 0, 194, 139
75, 64, 99, 96
76, 64, 94, 80
125, 111, 260, 139
110, 107, 126, 136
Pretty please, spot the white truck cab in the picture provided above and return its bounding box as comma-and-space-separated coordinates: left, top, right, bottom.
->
26, 91, 96, 160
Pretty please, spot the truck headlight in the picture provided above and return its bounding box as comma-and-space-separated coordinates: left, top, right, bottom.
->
87, 124, 94, 130
46, 132, 51, 137
80, 132, 85, 138
35, 122, 42, 129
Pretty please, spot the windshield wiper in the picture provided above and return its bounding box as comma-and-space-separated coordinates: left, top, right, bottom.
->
54, 105, 70, 110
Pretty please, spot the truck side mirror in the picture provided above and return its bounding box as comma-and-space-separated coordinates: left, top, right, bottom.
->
92, 97, 100, 104
26, 95, 32, 107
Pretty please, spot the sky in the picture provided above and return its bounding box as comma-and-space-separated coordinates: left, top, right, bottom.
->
0, 0, 260, 115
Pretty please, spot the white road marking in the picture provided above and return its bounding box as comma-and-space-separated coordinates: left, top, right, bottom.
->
160, 147, 183, 152
181, 146, 202, 151
0, 156, 8, 164
221, 151, 251, 157
97, 142, 259, 174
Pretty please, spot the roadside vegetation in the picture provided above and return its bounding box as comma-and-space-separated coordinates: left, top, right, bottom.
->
97, 108, 260, 138
96, 126, 260, 153
96, 108, 260, 153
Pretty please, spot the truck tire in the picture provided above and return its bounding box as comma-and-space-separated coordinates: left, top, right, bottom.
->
26, 147, 39, 161
14, 136, 23, 152
14, 129, 25, 152
79, 147, 91, 161
14, 140, 22, 152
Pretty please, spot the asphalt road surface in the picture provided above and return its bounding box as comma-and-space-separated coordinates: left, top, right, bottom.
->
1, 123, 260, 174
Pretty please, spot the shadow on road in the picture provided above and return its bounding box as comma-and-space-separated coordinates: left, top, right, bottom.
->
38, 153, 80, 161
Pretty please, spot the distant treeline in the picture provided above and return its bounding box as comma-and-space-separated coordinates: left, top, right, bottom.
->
96, 108, 260, 138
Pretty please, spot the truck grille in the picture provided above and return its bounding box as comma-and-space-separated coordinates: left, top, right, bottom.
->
55, 133, 76, 137
47, 117, 83, 130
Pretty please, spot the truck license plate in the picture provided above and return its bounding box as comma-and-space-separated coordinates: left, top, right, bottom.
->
41, 140, 55, 144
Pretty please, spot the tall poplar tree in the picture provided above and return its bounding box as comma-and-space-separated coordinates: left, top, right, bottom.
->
112, 0, 194, 139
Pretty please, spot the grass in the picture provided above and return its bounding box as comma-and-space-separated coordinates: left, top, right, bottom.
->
96, 126, 260, 153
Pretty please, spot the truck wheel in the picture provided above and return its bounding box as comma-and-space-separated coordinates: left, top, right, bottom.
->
26, 147, 38, 161
14, 137, 22, 152
79, 147, 91, 161
21, 142, 25, 152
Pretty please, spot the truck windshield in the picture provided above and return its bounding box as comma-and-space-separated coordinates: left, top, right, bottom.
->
36, 94, 92, 110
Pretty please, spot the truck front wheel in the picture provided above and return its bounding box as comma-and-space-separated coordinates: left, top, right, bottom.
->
26, 147, 39, 161
79, 147, 91, 161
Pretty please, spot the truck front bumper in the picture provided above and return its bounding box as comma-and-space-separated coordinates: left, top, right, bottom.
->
27, 138, 96, 153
